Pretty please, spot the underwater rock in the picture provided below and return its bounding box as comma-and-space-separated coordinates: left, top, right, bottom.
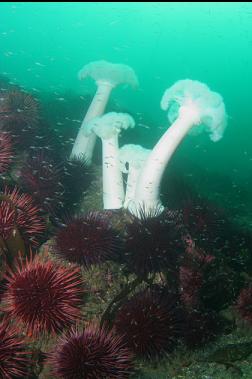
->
201, 341, 252, 376
80, 164, 103, 212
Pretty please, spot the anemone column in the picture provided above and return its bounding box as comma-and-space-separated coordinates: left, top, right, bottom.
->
133, 106, 200, 213
119, 144, 150, 209
71, 60, 138, 165
89, 112, 135, 210
70, 81, 113, 164
129, 79, 227, 217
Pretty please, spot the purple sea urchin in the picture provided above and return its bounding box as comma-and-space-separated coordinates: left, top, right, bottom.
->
49, 324, 133, 379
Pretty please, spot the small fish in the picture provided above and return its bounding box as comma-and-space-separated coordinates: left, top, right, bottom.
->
139, 123, 151, 129
4, 51, 14, 57
109, 19, 120, 26
35, 62, 45, 67
113, 46, 124, 52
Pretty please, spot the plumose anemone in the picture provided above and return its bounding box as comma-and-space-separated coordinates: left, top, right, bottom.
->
87, 112, 135, 209
129, 79, 227, 216
119, 144, 150, 209
0, 62, 234, 377
71, 60, 138, 164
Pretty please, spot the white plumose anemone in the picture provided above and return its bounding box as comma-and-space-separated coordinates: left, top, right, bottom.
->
88, 112, 135, 210
119, 144, 151, 209
129, 79, 227, 217
70, 60, 138, 164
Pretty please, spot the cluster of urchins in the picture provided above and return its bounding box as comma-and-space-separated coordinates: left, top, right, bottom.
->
0, 73, 252, 379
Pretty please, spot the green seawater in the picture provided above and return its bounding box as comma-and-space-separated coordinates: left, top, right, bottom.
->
1, 2, 251, 182
1, 3, 252, 379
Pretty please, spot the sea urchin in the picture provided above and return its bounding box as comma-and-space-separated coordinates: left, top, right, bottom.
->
0, 199, 16, 241
19, 150, 64, 213
49, 324, 133, 379
0, 320, 30, 379
0, 90, 39, 127
2, 253, 84, 336
54, 212, 120, 268
0, 131, 13, 174
124, 208, 184, 278
114, 287, 184, 359
2, 186, 46, 247
236, 286, 252, 325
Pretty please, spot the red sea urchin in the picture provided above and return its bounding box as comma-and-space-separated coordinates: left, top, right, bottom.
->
2, 186, 46, 246
183, 309, 220, 348
0, 199, 15, 241
0, 321, 30, 379
49, 324, 133, 379
114, 287, 184, 359
0, 131, 13, 174
2, 253, 84, 336
179, 266, 203, 309
0, 90, 39, 126
124, 207, 185, 279
181, 196, 226, 252
236, 286, 252, 324
19, 150, 64, 213
54, 212, 120, 268
0, 90, 39, 148
61, 157, 92, 212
